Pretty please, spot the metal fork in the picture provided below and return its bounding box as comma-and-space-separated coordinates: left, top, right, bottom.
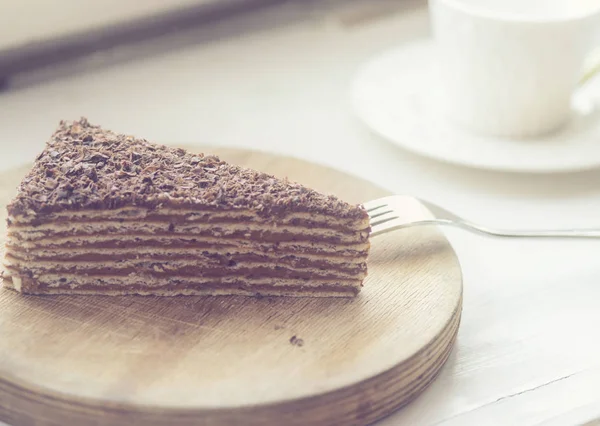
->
365, 195, 600, 238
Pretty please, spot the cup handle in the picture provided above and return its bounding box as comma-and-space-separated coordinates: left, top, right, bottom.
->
579, 48, 600, 86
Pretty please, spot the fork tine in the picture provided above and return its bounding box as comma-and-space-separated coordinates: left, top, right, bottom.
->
362, 199, 388, 212
370, 217, 411, 237
370, 212, 400, 227
368, 209, 395, 219
364, 204, 387, 214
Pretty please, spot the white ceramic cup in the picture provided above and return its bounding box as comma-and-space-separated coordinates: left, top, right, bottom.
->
429, 0, 600, 137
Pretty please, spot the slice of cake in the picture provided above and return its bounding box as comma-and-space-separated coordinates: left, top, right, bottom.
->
1, 119, 370, 297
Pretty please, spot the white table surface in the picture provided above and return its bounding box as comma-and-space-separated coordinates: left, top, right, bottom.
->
1, 1, 600, 425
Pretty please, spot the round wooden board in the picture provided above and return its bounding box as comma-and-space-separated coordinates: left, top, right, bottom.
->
0, 147, 462, 426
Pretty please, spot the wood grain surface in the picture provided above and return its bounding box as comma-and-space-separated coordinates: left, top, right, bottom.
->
0, 147, 462, 426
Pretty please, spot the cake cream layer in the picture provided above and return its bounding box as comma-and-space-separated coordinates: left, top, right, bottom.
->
5, 244, 368, 262
8, 208, 370, 231
6, 234, 370, 253
3, 259, 366, 280
3, 272, 360, 289
4, 250, 366, 268
4, 254, 366, 273
9, 221, 370, 242
2, 276, 359, 297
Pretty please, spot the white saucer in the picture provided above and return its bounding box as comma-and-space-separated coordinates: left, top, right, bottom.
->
351, 40, 600, 173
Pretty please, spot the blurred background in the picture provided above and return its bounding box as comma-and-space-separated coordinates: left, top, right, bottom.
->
0, 0, 420, 88
0, 0, 425, 171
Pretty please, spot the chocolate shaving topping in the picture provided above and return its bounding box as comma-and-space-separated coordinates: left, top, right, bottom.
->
289, 335, 304, 347
8, 118, 368, 220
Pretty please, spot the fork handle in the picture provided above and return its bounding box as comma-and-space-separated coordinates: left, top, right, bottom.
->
463, 223, 600, 238
370, 219, 600, 239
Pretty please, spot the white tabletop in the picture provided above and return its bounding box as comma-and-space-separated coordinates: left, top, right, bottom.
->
1, 1, 600, 425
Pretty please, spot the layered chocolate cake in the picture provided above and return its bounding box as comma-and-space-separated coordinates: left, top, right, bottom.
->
2, 119, 370, 297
